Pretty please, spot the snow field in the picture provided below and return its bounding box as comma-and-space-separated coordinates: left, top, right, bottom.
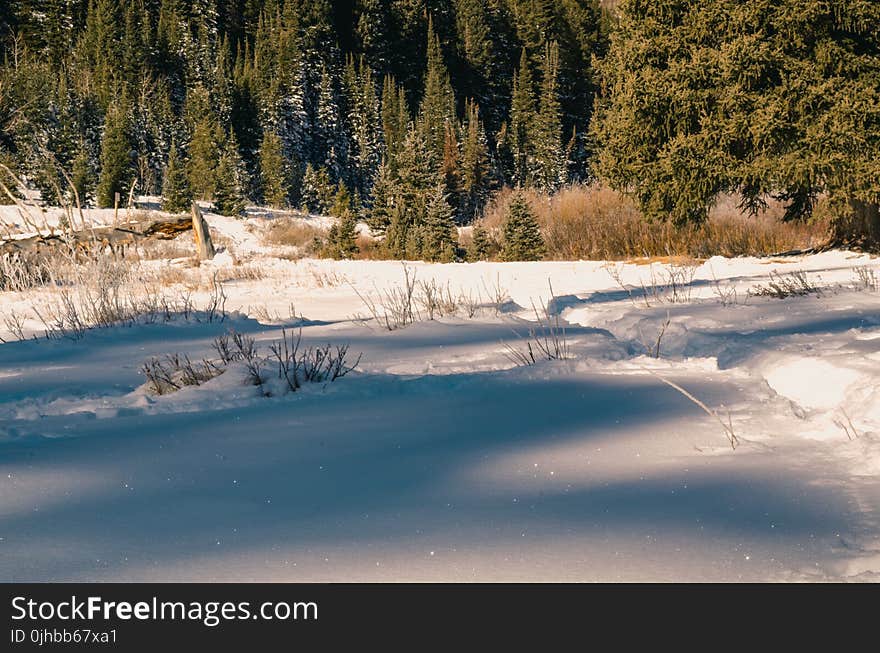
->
1, 209, 880, 581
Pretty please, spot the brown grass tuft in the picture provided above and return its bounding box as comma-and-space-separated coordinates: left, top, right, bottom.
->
477, 184, 829, 261
262, 218, 325, 254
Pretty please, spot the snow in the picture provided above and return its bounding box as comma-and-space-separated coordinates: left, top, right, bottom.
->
1, 208, 880, 581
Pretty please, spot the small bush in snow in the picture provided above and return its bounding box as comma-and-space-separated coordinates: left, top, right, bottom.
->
606, 262, 698, 308
354, 267, 509, 330
269, 328, 360, 393
142, 329, 361, 398
503, 285, 570, 366
417, 279, 460, 320
751, 270, 819, 299
141, 354, 225, 396
353, 264, 419, 330
852, 266, 878, 292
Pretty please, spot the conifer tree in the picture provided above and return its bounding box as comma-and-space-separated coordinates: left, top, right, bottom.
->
418, 16, 457, 162
502, 191, 544, 261
301, 164, 335, 214
533, 41, 565, 193
594, 0, 880, 243
459, 99, 491, 221
383, 204, 410, 259
365, 159, 396, 236
381, 74, 409, 170
330, 182, 354, 220
186, 89, 224, 200
344, 55, 383, 198
77, 0, 122, 107
71, 145, 95, 208
355, 0, 393, 75
422, 184, 458, 262
259, 130, 293, 208
509, 47, 537, 187
325, 182, 359, 259
315, 63, 346, 183
325, 212, 359, 259
441, 123, 461, 211
468, 222, 491, 261
3, 0, 608, 225
213, 133, 247, 216
162, 141, 193, 214
387, 126, 441, 254
452, 0, 496, 116
96, 104, 133, 208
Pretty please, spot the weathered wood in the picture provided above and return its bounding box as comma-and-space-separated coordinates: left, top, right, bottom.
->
0, 215, 194, 256
191, 202, 215, 260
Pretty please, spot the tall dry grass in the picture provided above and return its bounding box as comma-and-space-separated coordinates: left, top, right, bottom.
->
477, 184, 830, 261
261, 217, 325, 255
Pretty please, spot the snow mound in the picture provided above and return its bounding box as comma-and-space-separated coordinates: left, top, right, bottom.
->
762, 357, 863, 411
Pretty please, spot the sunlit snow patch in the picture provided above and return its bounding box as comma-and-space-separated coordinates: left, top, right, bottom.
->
763, 357, 861, 410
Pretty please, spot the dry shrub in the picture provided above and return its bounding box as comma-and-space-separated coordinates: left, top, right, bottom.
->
213, 263, 265, 283
262, 217, 325, 254
478, 184, 829, 261
354, 233, 384, 260
209, 229, 235, 253
137, 234, 198, 261
148, 265, 194, 287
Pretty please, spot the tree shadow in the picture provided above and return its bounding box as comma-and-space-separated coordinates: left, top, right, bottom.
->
0, 365, 857, 580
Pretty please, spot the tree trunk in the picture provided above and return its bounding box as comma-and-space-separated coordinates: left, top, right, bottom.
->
191, 202, 215, 260
828, 199, 880, 251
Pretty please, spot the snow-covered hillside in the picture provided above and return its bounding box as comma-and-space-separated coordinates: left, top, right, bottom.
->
1, 209, 879, 581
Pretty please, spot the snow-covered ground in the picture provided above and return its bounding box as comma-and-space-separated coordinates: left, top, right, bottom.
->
1, 207, 880, 581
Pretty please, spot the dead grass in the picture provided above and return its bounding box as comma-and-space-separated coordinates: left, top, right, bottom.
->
354, 233, 384, 260
262, 217, 325, 255
477, 184, 830, 261
137, 234, 198, 261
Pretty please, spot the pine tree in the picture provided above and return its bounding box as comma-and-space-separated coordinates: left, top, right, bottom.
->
452, 0, 496, 114
187, 89, 224, 200
502, 192, 544, 261
300, 164, 335, 214
388, 125, 441, 254
325, 212, 359, 259
533, 41, 565, 193
77, 0, 122, 107
259, 130, 293, 208
4, 0, 607, 224
213, 133, 247, 216
355, 0, 393, 75
509, 47, 537, 187
315, 63, 346, 182
365, 159, 396, 236
162, 141, 192, 214
70, 145, 94, 208
344, 55, 383, 197
325, 183, 359, 259
594, 0, 880, 242
330, 182, 354, 219
459, 99, 491, 221
381, 74, 409, 170
418, 16, 457, 161
441, 122, 461, 210
96, 104, 133, 208
422, 184, 458, 262
469, 222, 491, 261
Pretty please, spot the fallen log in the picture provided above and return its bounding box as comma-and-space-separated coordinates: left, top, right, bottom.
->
0, 214, 194, 256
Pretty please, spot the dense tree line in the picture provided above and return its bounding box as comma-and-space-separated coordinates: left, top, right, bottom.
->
593, 0, 880, 248
2, 1, 878, 255
0, 0, 604, 235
